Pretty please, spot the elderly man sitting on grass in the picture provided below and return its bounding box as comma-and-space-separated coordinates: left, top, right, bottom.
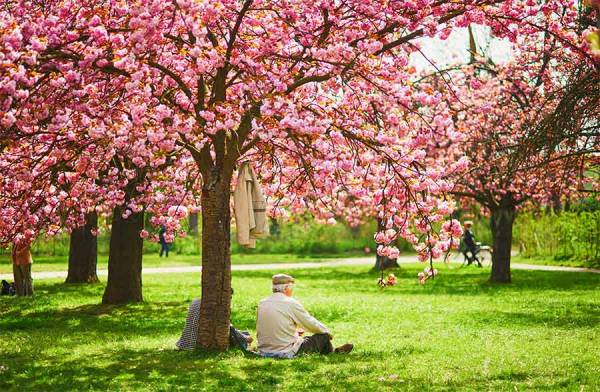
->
256, 274, 353, 358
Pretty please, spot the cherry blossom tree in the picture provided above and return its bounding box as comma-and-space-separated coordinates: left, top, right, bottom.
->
1, 0, 581, 349
432, 28, 598, 282
0, 77, 193, 301
529, 2, 599, 165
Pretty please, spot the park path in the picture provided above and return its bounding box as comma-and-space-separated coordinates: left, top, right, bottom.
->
0, 255, 598, 281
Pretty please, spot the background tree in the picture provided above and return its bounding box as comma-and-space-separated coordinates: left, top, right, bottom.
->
516, 2, 599, 180
435, 31, 598, 282
188, 212, 199, 236
66, 212, 99, 284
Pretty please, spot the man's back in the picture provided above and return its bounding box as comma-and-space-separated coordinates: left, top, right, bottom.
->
257, 292, 328, 356
257, 293, 302, 355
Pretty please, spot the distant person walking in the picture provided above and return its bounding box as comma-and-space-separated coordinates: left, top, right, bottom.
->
12, 242, 34, 296
159, 226, 170, 258
462, 221, 482, 267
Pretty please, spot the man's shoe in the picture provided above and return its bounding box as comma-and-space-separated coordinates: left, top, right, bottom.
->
334, 343, 353, 354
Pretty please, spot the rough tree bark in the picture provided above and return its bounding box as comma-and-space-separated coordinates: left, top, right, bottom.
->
66, 212, 99, 283
197, 169, 232, 350
102, 206, 144, 304
490, 201, 516, 283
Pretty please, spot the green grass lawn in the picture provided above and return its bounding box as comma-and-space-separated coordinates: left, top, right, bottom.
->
0, 252, 366, 274
513, 255, 600, 269
1, 264, 598, 391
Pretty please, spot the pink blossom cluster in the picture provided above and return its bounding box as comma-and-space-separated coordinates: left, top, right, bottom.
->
377, 245, 400, 260
418, 267, 438, 285
377, 273, 398, 288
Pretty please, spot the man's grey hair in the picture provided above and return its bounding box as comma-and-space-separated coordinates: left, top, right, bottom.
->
272, 283, 293, 293
271, 274, 295, 293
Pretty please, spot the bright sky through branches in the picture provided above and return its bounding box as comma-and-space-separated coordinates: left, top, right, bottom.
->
411, 26, 513, 70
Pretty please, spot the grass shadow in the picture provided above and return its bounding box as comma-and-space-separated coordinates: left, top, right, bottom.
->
0, 344, 420, 391
0, 300, 189, 339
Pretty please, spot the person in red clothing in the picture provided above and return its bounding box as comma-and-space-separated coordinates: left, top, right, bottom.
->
12, 242, 34, 296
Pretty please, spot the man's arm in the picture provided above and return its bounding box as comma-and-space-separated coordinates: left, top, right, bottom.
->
290, 300, 329, 334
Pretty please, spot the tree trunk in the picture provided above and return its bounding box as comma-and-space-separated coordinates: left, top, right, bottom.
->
490, 203, 516, 283
66, 212, 99, 283
102, 207, 144, 304
197, 175, 232, 351
374, 255, 400, 270
551, 192, 562, 214
189, 212, 199, 235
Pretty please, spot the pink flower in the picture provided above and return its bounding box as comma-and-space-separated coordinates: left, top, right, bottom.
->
168, 205, 188, 219
469, 79, 483, 90
388, 247, 400, 260
377, 245, 389, 257
90, 26, 108, 44
30, 37, 47, 52
200, 111, 216, 122
110, 34, 125, 46
88, 15, 102, 27
385, 228, 397, 241
386, 274, 397, 286
65, 70, 80, 84
437, 201, 453, 215
374, 232, 386, 244
1, 112, 16, 128
442, 219, 463, 237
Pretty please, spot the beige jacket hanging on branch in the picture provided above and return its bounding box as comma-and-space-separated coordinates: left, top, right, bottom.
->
233, 161, 269, 248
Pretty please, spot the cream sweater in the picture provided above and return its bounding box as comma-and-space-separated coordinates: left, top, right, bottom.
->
256, 293, 329, 356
